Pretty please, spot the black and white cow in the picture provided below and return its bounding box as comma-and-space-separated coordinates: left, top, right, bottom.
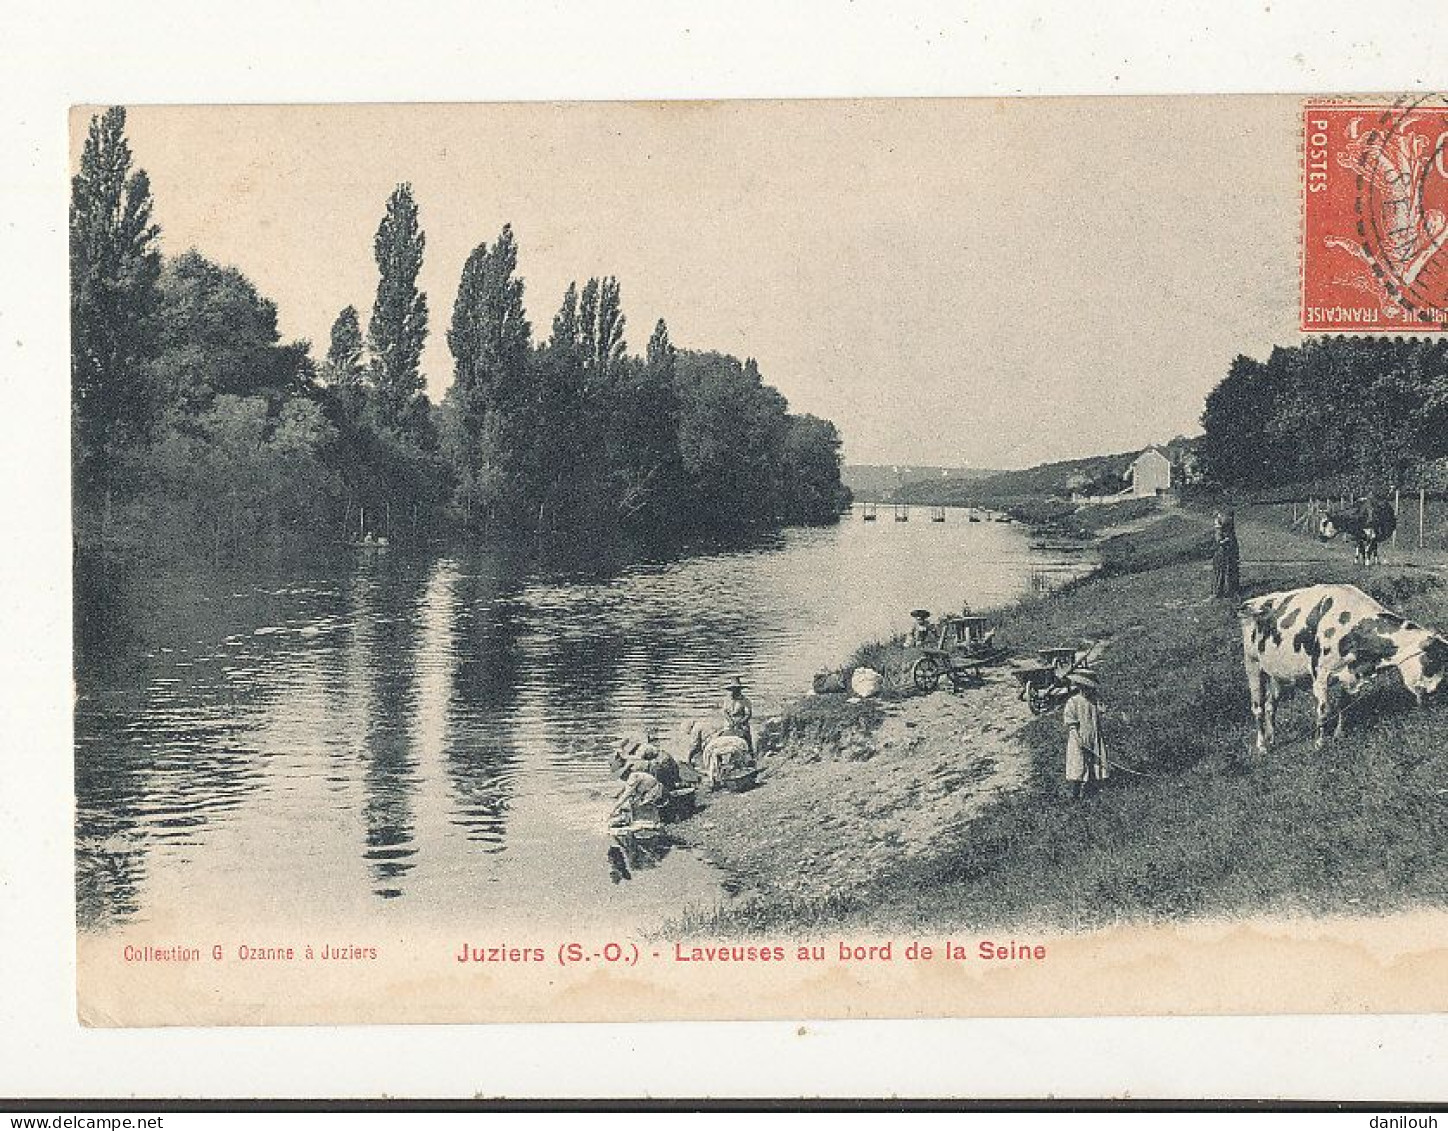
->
1319, 497, 1397, 566
1239, 583, 1448, 750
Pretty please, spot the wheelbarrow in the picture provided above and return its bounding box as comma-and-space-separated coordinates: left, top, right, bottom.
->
1037, 647, 1079, 672
910, 648, 986, 692
1012, 664, 1074, 714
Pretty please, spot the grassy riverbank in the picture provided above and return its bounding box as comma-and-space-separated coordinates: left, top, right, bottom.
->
680, 504, 1448, 935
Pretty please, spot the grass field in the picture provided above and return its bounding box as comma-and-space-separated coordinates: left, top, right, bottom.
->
879, 517, 1448, 932
705, 504, 1448, 934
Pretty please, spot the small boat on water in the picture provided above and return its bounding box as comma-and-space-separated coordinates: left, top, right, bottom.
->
893, 504, 910, 522
861, 502, 878, 522
344, 504, 391, 550
930, 506, 946, 523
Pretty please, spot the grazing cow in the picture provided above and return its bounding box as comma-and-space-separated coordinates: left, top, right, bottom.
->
1239, 583, 1448, 751
1319, 497, 1397, 566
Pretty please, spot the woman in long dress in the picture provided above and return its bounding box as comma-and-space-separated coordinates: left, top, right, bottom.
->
1213, 510, 1240, 599
1063, 668, 1108, 800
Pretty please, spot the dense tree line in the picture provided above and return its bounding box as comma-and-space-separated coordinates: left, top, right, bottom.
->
71, 107, 845, 554
1199, 338, 1448, 495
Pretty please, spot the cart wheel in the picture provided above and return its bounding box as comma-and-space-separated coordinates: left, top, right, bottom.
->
911, 658, 942, 692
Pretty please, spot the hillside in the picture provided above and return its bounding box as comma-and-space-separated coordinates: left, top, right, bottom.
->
893, 451, 1140, 505
843, 464, 1003, 502
895, 438, 1200, 506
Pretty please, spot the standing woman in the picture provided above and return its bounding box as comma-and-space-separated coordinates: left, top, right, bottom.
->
721, 676, 754, 754
1213, 509, 1240, 599
1062, 668, 1108, 800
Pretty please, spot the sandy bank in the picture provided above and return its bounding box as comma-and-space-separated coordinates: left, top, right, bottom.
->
678, 498, 1175, 918
687, 667, 1040, 910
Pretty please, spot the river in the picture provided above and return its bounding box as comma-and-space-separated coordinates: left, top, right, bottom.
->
74, 508, 1094, 936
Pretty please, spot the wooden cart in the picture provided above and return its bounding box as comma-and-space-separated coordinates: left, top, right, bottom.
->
908, 615, 1005, 692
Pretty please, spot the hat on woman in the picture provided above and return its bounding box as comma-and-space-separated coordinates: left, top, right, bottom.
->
1067, 667, 1100, 690
909, 608, 931, 621
724, 676, 745, 691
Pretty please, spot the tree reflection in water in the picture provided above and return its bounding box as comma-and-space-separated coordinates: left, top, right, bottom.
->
74, 519, 1093, 929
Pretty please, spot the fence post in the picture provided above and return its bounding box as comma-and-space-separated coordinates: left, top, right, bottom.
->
1393, 487, 1400, 550
1421, 488, 1427, 550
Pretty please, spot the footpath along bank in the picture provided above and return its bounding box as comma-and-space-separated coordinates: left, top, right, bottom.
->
676, 505, 1448, 936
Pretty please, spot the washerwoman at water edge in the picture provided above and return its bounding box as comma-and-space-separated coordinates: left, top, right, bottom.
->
610, 756, 666, 829
722, 676, 753, 753
614, 730, 683, 792
1063, 667, 1108, 801
607, 751, 668, 884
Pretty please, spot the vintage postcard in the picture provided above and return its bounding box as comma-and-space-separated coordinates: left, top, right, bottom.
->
72, 95, 1448, 1027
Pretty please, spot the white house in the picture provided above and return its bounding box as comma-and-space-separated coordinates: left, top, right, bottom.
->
1127, 447, 1174, 497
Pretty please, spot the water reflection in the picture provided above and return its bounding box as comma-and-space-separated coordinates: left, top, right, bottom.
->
608, 829, 675, 883
444, 563, 520, 849
75, 514, 1096, 930
75, 554, 277, 927
357, 562, 424, 897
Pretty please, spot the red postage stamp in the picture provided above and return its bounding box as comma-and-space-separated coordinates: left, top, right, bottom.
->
1302, 99, 1448, 332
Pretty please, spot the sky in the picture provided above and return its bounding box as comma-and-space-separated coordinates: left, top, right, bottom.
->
92, 98, 1302, 468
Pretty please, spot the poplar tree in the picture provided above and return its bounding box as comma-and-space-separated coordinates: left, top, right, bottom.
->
579, 276, 628, 516
444, 225, 532, 523
448, 225, 531, 405
368, 184, 429, 434
591, 276, 627, 381
577, 278, 599, 385
645, 317, 674, 374
70, 105, 162, 502
531, 282, 590, 525
325, 305, 366, 388
549, 282, 580, 358
611, 317, 684, 523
